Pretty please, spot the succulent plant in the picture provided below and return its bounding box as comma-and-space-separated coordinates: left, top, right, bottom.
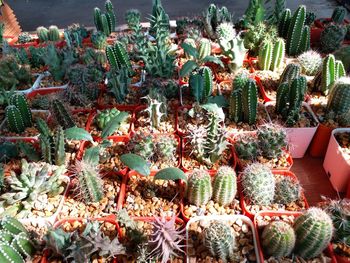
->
189, 66, 213, 104
0, 159, 67, 218
142, 88, 167, 130
128, 133, 154, 160
17, 32, 33, 44
48, 26, 60, 41
212, 166, 237, 206
297, 50, 322, 76
5, 93, 32, 133
50, 99, 76, 129
91, 31, 107, 50
187, 169, 212, 206
106, 41, 133, 75
234, 134, 259, 160
332, 6, 347, 24
305, 11, 316, 26
148, 215, 185, 263
154, 134, 177, 162
94, 0, 116, 36
261, 221, 296, 258
257, 123, 288, 159
0, 56, 31, 91
258, 38, 285, 71
96, 108, 124, 130
294, 208, 333, 259
203, 4, 232, 39
279, 63, 301, 85
36, 26, 49, 42
320, 24, 346, 53
204, 221, 236, 262
64, 23, 88, 48
125, 9, 141, 29
107, 66, 131, 104
0, 141, 19, 162
241, 163, 275, 205
274, 176, 302, 204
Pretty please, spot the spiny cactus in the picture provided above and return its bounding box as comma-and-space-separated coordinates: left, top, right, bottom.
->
183, 38, 196, 59
234, 134, 259, 160
241, 163, 275, 205
305, 11, 316, 26
128, 133, 154, 160
319, 54, 346, 95
320, 24, 346, 53
154, 134, 177, 162
91, 31, 107, 50
257, 123, 287, 159
229, 72, 249, 122
187, 170, 212, 206
278, 8, 292, 39
279, 63, 301, 85
203, 3, 232, 39
51, 99, 76, 129
106, 41, 132, 74
261, 221, 296, 258
212, 166, 237, 206
189, 66, 213, 104
271, 38, 285, 71
94, 0, 116, 36
5, 105, 26, 134
5, 94, 32, 133
142, 89, 167, 130
326, 78, 350, 125
274, 176, 302, 204
204, 222, 236, 262
332, 6, 347, 24
148, 215, 185, 263
36, 26, 49, 42
297, 50, 322, 76
125, 9, 141, 29
242, 78, 258, 125
198, 38, 211, 61
72, 160, 104, 203
17, 32, 33, 44
48, 25, 60, 41
107, 66, 130, 104
294, 208, 334, 259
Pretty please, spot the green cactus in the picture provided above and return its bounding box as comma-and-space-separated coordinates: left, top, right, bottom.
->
320, 24, 346, 53
241, 163, 275, 205
128, 133, 154, 160
107, 66, 130, 104
332, 6, 347, 24
5, 105, 25, 133
189, 66, 213, 104
48, 26, 60, 41
96, 108, 122, 130
9, 94, 32, 128
258, 40, 273, 71
278, 8, 292, 39
154, 135, 177, 162
229, 89, 243, 123
212, 166, 237, 206
51, 99, 75, 129
257, 123, 287, 159
93, 0, 116, 36
294, 208, 334, 259
183, 38, 197, 60
279, 63, 301, 86
198, 38, 211, 61
17, 32, 32, 44
261, 221, 296, 258
142, 89, 167, 130
305, 11, 316, 26
91, 31, 107, 50
327, 78, 350, 122
187, 170, 212, 206
125, 9, 141, 29
320, 54, 346, 95
0, 241, 26, 262
242, 78, 258, 125
271, 38, 285, 71
106, 41, 132, 74
234, 134, 259, 160
204, 222, 236, 262
297, 50, 322, 76
203, 4, 232, 39
274, 176, 302, 204
36, 26, 49, 42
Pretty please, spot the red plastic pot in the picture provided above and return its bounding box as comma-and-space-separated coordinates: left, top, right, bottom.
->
253, 211, 336, 263
310, 27, 324, 45
26, 87, 67, 99
240, 170, 308, 220
96, 90, 141, 111
335, 254, 350, 263
309, 123, 334, 157
10, 39, 39, 48
314, 18, 350, 29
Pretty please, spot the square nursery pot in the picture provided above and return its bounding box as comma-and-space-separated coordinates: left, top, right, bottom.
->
323, 128, 350, 193
309, 123, 335, 158
265, 101, 319, 158
186, 215, 261, 263
253, 211, 337, 263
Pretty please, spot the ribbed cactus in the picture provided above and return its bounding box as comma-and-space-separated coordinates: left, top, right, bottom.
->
5, 94, 32, 133
284, 5, 310, 56
234, 134, 259, 160
183, 38, 196, 59
143, 89, 167, 130
9, 94, 32, 128
297, 50, 322, 76
106, 41, 132, 73
91, 31, 107, 50
96, 108, 122, 130
242, 78, 258, 125
48, 26, 60, 41
105, 0, 116, 32
279, 63, 301, 85
198, 38, 211, 61
327, 77, 350, 118
258, 40, 273, 71
261, 221, 296, 258
241, 163, 275, 205
320, 54, 346, 95
278, 9, 292, 38
203, 4, 232, 39
5, 105, 25, 134
274, 176, 302, 204
189, 66, 213, 104
93, 0, 116, 36
125, 9, 141, 29
212, 166, 237, 206
229, 89, 243, 123
204, 222, 236, 262
187, 170, 212, 206
332, 6, 347, 24
257, 123, 287, 159
271, 38, 285, 71
216, 22, 236, 41
51, 99, 75, 129
320, 24, 346, 53
294, 208, 333, 259
36, 26, 49, 42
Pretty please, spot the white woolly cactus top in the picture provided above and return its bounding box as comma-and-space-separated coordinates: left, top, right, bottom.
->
301, 207, 334, 224
216, 22, 236, 40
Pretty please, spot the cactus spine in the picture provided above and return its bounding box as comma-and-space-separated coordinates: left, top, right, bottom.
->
187, 170, 212, 206
94, 0, 116, 36
327, 78, 350, 117
274, 176, 302, 204
5, 94, 32, 133
320, 54, 346, 95
241, 163, 275, 205
294, 208, 333, 259
278, 9, 292, 38
204, 222, 236, 262
9, 94, 32, 128
36, 26, 49, 42
242, 79, 258, 125
212, 166, 237, 206
297, 50, 322, 76
261, 221, 296, 258
279, 63, 301, 85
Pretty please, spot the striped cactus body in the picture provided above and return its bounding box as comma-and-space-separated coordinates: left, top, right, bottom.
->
6, 106, 25, 134
258, 40, 273, 70
36, 26, 49, 42
229, 89, 242, 122
183, 38, 196, 59
54, 126, 65, 166
275, 82, 290, 115
187, 170, 212, 206
212, 166, 237, 206
321, 55, 346, 95
94, 8, 103, 31
100, 14, 111, 36
106, 41, 132, 73
11, 232, 35, 258
279, 63, 301, 85
189, 66, 213, 104
271, 38, 285, 71
242, 79, 258, 125
0, 242, 24, 263
9, 94, 32, 128
93, 0, 116, 36
327, 78, 350, 116
278, 9, 292, 38
198, 38, 211, 61
48, 26, 60, 41
294, 208, 333, 259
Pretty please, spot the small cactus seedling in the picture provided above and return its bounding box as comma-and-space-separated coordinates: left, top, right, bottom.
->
187, 170, 212, 206
212, 166, 237, 206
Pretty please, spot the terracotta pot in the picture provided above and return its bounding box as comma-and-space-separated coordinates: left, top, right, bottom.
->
309, 123, 334, 157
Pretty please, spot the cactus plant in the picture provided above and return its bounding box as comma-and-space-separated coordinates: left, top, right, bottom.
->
319, 54, 346, 95
242, 78, 258, 125
106, 41, 132, 74
278, 8, 292, 38
142, 89, 167, 130
271, 38, 285, 71
94, 0, 116, 36
91, 31, 107, 50
274, 176, 302, 204
326, 78, 350, 125
241, 163, 275, 205
332, 6, 347, 24
36, 26, 49, 42
258, 40, 273, 71
50, 99, 76, 129
96, 108, 124, 130
294, 208, 333, 259
125, 9, 141, 29
189, 66, 213, 104
203, 222, 236, 262
203, 4, 232, 39
297, 50, 322, 76
234, 134, 259, 160
257, 123, 288, 159
320, 24, 346, 53
198, 38, 211, 61
17, 32, 33, 44
187, 170, 212, 206
212, 166, 237, 206
279, 63, 301, 85
5, 94, 32, 133
261, 221, 296, 258
48, 25, 60, 41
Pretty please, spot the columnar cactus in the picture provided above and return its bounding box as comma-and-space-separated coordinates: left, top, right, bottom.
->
261, 221, 296, 258
91, 31, 107, 50
294, 208, 334, 259
320, 54, 346, 95
203, 3, 232, 39
297, 50, 322, 76
189, 66, 213, 104
279, 63, 301, 85
271, 38, 285, 71
241, 163, 275, 205
258, 40, 273, 71
242, 79, 258, 125
198, 38, 211, 61
229, 72, 249, 122
9, 94, 32, 128
326, 77, 350, 118
48, 26, 60, 41
106, 41, 132, 74
274, 176, 302, 204
320, 24, 346, 53
257, 123, 287, 159
212, 166, 237, 206
278, 8, 292, 38
204, 222, 236, 262
187, 170, 212, 206
332, 6, 347, 24
51, 99, 75, 129
5, 94, 32, 133
125, 9, 141, 29
94, 0, 116, 36
6, 105, 25, 134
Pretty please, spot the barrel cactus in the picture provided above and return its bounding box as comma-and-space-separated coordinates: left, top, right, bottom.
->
241, 163, 275, 205
279, 63, 301, 85
320, 24, 346, 53
96, 108, 123, 130
204, 222, 236, 262
198, 38, 211, 61
297, 50, 322, 76
187, 170, 212, 206
212, 166, 237, 206
274, 176, 302, 204
91, 31, 107, 50
294, 208, 333, 259
37, 26, 49, 42
257, 123, 287, 159
261, 221, 296, 258
48, 25, 60, 41
319, 54, 346, 95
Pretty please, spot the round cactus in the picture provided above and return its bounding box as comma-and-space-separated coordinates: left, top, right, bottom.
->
96, 108, 122, 130
204, 222, 236, 262
241, 163, 275, 205
257, 123, 287, 159
212, 166, 237, 206
297, 50, 322, 76
125, 9, 141, 28
274, 176, 302, 204
294, 208, 334, 259
216, 22, 236, 41
261, 221, 296, 258
187, 170, 212, 206
332, 6, 347, 24
154, 135, 177, 162
48, 25, 60, 41
36, 26, 49, 42
320, 24, 346, 53
234, 134, 259, 160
